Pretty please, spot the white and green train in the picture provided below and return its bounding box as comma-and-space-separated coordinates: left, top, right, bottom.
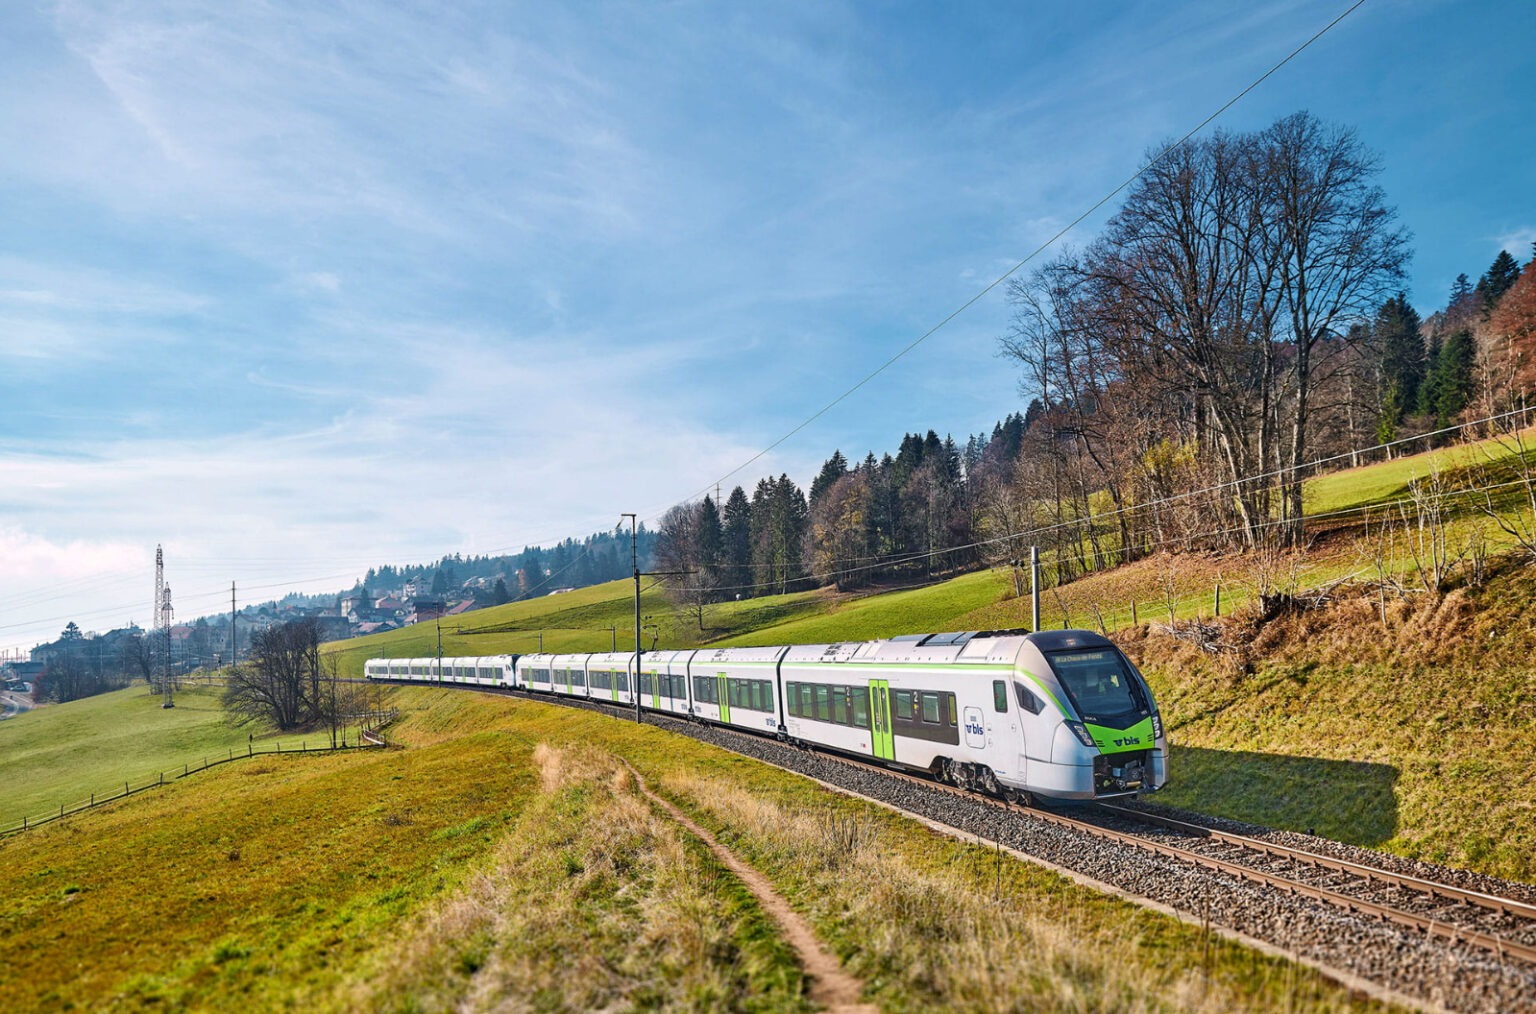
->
364, 628, 1166, 802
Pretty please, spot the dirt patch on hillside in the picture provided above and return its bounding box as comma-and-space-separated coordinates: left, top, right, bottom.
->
620, 758, 878, 1014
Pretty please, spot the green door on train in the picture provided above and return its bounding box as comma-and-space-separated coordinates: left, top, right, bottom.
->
650, 669, 661, 709
717, 674, 730, 723
869, 679, 895, 760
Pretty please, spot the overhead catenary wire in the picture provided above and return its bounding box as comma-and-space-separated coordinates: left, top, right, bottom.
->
1, 1, 1384, 649
672, 412, 1536, 597
673, 0, 1373, 516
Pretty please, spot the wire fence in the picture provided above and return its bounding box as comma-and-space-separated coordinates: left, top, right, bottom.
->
0, 708, 399, 838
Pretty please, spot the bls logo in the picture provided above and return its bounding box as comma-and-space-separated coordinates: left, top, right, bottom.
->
965, 720, 985, 738
1113, 735, 1142, 747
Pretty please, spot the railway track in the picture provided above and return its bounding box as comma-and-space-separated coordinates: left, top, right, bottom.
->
790, 741, 1536, 968
1086, 802, 1536, 965
385, 682, 1536, 1010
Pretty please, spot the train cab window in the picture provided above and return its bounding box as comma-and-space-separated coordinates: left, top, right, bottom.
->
993, 680, 1009, 713
1014, 682, 1044, 714
852, 687, 870, 729
894, 691, 914, 721
920, 692, 941, 725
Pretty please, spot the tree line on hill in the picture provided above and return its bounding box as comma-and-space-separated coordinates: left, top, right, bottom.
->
347, 528, 659, 609
653, 111, 1536, 621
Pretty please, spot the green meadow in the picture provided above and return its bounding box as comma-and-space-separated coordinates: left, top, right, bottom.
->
0, 687, 1394, 1012
0, 684, 287, 829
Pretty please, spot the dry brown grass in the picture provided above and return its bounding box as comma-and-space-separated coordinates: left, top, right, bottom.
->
1130, 564, 1536, 878
343, 743, 807, 1013
658, 769, 1387, 1013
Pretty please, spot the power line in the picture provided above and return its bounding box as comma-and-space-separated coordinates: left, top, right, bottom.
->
675, 0, 1372, 513
673, 412, 1536, 597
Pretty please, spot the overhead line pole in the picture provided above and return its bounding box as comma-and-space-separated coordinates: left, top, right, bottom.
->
621, 514, 641, 724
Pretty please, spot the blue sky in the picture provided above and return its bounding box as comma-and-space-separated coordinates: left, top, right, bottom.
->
1, 0, 1532, 654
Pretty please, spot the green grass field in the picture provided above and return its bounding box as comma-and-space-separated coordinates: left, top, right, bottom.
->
0, 683, 288, 828
313, 425, 1536, 887
0, 687, 1394, 1012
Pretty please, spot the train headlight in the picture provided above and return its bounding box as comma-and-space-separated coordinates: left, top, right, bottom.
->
1151, 713, 1164, 740
1065, 721, 1097, 749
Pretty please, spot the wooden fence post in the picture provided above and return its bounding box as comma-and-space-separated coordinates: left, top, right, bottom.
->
1131, 600, 1138, 626
1214, 581, 1222, 617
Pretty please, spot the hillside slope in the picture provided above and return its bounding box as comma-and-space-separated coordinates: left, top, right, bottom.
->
318, 430, 1536, 882
0, 688, 1388, 1012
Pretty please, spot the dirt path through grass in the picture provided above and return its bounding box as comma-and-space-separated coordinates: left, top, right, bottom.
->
621, 759, 877, 1013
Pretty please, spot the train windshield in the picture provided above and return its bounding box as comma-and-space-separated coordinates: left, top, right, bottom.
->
1046, 649, 1148, 724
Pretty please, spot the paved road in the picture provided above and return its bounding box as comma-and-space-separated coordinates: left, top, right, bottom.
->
1, 690, 34, 720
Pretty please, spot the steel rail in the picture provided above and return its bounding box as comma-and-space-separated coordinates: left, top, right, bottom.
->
372, 678, 1536, 966
1095, 802, 1536, 923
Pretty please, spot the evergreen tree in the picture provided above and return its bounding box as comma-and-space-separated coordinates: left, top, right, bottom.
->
808, 450, 849, 507
696, 495, 723, 582
721, 485, 753, 596
492, 577, 510, 605
1377, 379, 1403, 444
1423, 329, 1476, 427
1476, 250, 1523, 317
1374, 292, 1425, 421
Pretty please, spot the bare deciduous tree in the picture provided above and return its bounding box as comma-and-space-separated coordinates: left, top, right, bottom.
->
223, 618, 321, 731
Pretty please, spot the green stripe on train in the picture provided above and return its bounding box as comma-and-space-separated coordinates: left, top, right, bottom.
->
1085, 716, 1155, 754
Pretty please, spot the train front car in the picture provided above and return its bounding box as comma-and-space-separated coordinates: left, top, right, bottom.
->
1014, 630, 1166, 800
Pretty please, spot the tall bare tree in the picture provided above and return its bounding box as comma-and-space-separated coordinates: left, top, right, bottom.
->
223, 618, 321, 730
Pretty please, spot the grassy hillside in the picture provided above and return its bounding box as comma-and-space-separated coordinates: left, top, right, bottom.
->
317, 427, 1536, 887
1128, 564, 1536, 882
0, 687, 1390, 1012
0, 683, 287, 828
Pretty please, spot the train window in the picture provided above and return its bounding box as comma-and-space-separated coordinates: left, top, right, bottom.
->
814, 685, 831, 721
785, 681, 797, 716
852, 687, 870, 729
674, 674, 687, 699
993, 680, 1008, 713
894, 691, 914, 721
617, 673, 629, 693
921, 693, 941, 724
799, 684, 813, 716
947, 692, 957, 727
832, 687, 848, 725
761, 681, 773, 711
